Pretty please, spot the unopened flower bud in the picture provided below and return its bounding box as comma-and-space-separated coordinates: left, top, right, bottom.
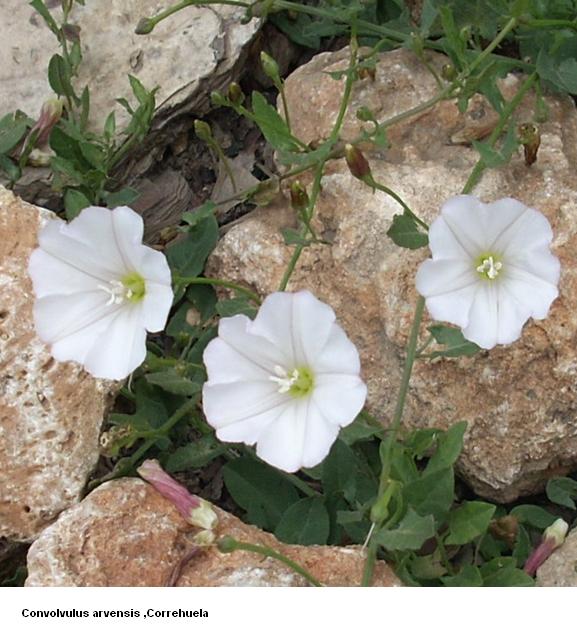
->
210, 91, 227, 107
260, 51, 280, 81
356, 106, 376, 122
61, 23, 81, 43
290, 181, 309, 213
137, 459, 217, 530
217, 535, 238, 553
193, 529, 216, 546
524, 518, 569, 576
345, 144, 372, 181
35, 98, 63, 147
358, 66, 376, 81
227, 82, 245, 105
193, 120, 213, 143
518, 122, 541, 166
441, 63, 457, 81
135, 17, 155, 35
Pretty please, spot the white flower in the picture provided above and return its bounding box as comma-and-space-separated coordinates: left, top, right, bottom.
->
202, 290, 367, 472
28, 205, 173, 380
416, 195, 560, 349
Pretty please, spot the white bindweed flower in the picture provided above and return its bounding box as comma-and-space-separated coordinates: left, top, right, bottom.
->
202, 290, 367, 472
28, 205, 173, 380
416, 195, 560, 349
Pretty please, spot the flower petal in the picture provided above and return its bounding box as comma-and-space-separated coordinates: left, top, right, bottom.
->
250, 291, 336, 365
33, 291, 120, 344
301, 400, 340, 468
311, 324, 362, 375
423, 281, 479, 329
507, 246, 561, 286
312, 374, 367, 426
462, 282, 499, 349
203, 336, 271, 384
38, 207, 127, 279
416, 258, 478, 297
110, 206, 146, 270
432, 195, 486, 258
202, 380, 287, 428
204, 315, 286, 383
494, 281, 531, 345
82, 305, 147, 379
487, 199, 553, 254
141, 282, 173, 331
213, 403, 286, 446
256, 402, 307, 472
28, 248, 102, 297
136, 246, 173, 284
502, 264, 559, 320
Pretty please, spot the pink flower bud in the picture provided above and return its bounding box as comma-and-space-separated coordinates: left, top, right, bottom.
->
524, 518, 569, 576
34, 99, 63, 148
137, 459, 217, 530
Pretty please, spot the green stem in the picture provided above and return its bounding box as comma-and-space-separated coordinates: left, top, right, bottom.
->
142, 0, 249, 32
177, 276, 261, 304
361, 544, 377, 586
369, 177, 428, 231
380, 296, 425, 480
88, 398, 197, 490
461, 72, 537, 194
219, 538, 323, 587
278, 33, 358, 291
522, 18, 577, 31
466, 17, 518, 76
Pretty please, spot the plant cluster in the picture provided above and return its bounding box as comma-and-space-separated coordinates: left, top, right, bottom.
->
4, 0, 577, 587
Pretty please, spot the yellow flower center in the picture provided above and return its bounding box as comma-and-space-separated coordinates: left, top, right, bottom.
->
270, 365, 315, 398
98, 272, 146, 305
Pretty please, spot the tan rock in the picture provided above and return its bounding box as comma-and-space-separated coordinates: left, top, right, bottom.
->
0, 1, 260, 131
25, 478, 401, 587
0, 187, 113, 541
537, 527, 577, 587
206, 48, 577, 502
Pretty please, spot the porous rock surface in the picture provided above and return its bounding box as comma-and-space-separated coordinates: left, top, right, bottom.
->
25, 478, 401, 587
0, 0, 259, 130
0, 186, 113, 541
207, 47, 577, 502
536, 527, 577, 587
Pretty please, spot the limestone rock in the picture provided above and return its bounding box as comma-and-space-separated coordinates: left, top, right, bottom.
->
0, 1, 260, 130
25, 478, 401, 587
537, 527, 577, 587
206, 48, 577, 502
0, 186, 113, 541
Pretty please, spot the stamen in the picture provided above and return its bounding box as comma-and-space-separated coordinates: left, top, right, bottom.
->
476, 256, 502, 280
97, 280, 126, 306
269, 365, 299, 394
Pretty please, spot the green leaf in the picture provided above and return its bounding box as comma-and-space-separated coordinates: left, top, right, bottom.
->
129, 74, 151, 105
481, 562, 534, 587
186, 284, 217, 321
167, 215, 219, 279
181, 201, 216, 228
442, 564, 483, 587
512, 524, 532, 568
79, 142, 105, 171
428, 324, 481, 358
445, 501, 496, 545
30, 0, 60, 36
215, 297, 257, 319
106, 187, 139, 208
386, 214, 428, 249
104, 112, 116, 139
166, 435, 227, 472
64, 188, 90, 220
537, 49, 577, 94
404, 467, 454, 521
48, 54, 74, 99
510, 505, 558, 529
251, 91, 302, 153
546, 476, 577, 509
375, 508, 435, 551
339, 413, 383, 446
321, 439, 357, 502
0, 116, 27, 155
281, 228, 313, 247
145, 369, 202, 396
275, 497, 330, 545
109, 383, 168, 432
223, 457, 300, 530
0, 154, 21, 182
424, 421, 467, 476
